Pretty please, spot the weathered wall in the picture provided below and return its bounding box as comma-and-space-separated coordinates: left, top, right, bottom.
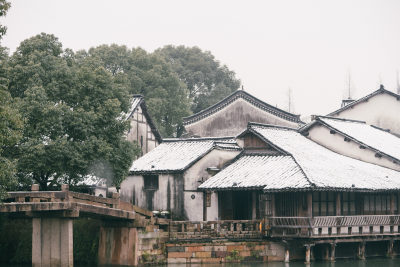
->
126, 105, 159, 155
185, 98, 301, 137
307, 124, 400, 171
184, 149, 241, 221
166, 241, 287, 264
120, 174, 185, 219
120, 149, 239, 221
98, 226, 138, 266
332, 93, 400, 136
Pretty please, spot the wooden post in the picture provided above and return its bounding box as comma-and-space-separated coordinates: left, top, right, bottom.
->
252, 191, 257, 220
271, 194, 276, 217
358, 242, 366, 260
307, 192, 312, 217
390, 193, 395, 215
336, 192, 341, 216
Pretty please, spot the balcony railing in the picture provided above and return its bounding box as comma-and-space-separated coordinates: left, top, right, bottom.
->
267, 215, 400, 237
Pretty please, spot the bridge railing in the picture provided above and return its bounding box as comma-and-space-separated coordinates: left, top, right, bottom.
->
3, 184, 153, 218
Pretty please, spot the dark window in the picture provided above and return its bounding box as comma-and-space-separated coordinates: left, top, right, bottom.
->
313, 192, 336, 216
144, 175, 158, 190
363, 194, 392, 215
341, 192, 356, 215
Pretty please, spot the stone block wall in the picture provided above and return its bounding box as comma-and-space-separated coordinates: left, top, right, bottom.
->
137, 226, 168, 265
166, 241, 286, 264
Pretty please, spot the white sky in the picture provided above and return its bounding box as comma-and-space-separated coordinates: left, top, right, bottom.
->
2, 0, 400, 117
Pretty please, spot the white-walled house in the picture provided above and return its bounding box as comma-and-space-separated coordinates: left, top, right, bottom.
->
199, 122, 400, 221
300, 116, 400, 171
183, 90, 304, 137
120, 137, 241, 221
328, 85, 400, 137
125, 95, 162, 155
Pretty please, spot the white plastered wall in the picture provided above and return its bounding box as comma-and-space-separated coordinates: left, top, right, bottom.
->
183, 149, 241, 221
332, 93, 400, 136
307, 124, 400, 171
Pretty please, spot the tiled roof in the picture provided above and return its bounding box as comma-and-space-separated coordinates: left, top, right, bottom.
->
228, 123, 400, 191
328, 85, 400, 116
129, 137, 240, 174
183, 90, 303, 126
303, 116, 400, 162
199, 154, 310, 191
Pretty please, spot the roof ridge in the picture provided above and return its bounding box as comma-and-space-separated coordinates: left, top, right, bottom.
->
315, 115, 366, 124
248, 122, 298, 131
183, 90, 303, 125
328, 85, 400, 116
163, 136, 235, 142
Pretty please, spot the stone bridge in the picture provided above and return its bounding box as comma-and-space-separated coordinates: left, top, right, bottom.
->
0, 184, 153, 267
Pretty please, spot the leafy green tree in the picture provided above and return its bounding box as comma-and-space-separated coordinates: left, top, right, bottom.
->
87, 45, 190, 137
0, 0, 11, 40
7, 33, 139, 189
0, 47, 22, 198
155, 45, 241, 113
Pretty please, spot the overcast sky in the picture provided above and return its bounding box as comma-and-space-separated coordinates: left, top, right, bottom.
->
2, 0, 400, 117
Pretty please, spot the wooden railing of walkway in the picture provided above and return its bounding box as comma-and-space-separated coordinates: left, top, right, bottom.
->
268, 215, 400, 238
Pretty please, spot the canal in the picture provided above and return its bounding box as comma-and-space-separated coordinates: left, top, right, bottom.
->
3, 258, 400, 267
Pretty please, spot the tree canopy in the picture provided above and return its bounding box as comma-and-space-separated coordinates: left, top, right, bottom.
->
86, 44, 191, 137
6, 33, 139, 189
155, 45, 241, 113
0, 0, 11, 41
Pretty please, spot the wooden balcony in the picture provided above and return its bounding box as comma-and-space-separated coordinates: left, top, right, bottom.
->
268, 215, 400, 238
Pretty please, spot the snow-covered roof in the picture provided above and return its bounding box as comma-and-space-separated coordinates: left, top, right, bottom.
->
199, 154, 310, 191
212, 123, 400, 192
203, 123, 400, 191
129, 137, 240, 174
303, 116, 400, 162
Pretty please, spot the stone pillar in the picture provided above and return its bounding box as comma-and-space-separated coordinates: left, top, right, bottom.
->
98, 225, 139, 266
358, 242, 366, 260
329, 243, 336, 262
388, 240, 394, 258
284, 248, 290, 263
252, 191, 257, 220
323, 245, 330, 261
305, 245, 311, 263
32, 218, 73, 267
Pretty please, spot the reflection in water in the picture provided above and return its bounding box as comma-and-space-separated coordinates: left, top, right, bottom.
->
168, 258, 400, 267
4, 258, 400, 267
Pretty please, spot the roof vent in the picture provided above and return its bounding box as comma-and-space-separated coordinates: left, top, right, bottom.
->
151, 165, 155, 168
232, 182, 237, 187
352, 184, 355, 187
